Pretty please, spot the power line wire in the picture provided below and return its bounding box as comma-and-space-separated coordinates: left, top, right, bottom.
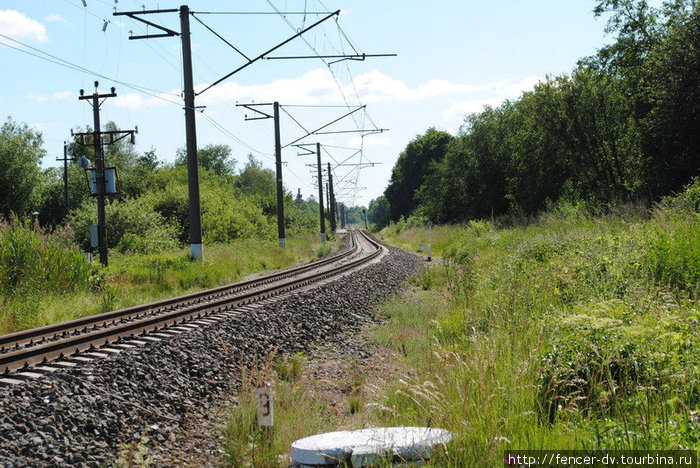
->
0, 34, 183, 106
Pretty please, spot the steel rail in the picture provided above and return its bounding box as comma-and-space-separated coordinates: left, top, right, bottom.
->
0, 230, 382, 374
0, 234, 359, 350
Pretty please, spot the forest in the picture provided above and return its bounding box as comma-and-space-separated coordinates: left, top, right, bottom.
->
369, 0, 700, 228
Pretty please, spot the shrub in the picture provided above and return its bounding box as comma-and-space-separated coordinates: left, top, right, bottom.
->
0, 217, 102, 296
69, 197, 179, 253
646, 221, 700, 292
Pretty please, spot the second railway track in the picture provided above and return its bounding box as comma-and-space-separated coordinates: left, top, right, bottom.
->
0, 229, 384, 381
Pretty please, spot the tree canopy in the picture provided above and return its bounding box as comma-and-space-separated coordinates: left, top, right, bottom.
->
376, 0, 699, 226
0, 118, 45, 218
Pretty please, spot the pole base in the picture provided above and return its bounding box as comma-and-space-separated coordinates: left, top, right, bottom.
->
279, 238, 286, 248
321, 233, 327, 243
190, 243, 203, 262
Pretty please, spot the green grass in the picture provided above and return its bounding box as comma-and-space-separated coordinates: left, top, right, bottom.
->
0, 232, 329, 334
368, 193, 700, 464
220, 354, 337, 468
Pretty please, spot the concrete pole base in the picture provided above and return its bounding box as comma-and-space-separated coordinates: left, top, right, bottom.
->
190, 243, 203, 262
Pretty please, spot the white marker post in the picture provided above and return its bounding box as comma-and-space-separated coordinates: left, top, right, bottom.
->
256, 382, 274, 427
427, 221, 433, 262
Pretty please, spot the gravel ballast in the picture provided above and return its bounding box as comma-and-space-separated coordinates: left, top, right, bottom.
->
0, 242, 420, 467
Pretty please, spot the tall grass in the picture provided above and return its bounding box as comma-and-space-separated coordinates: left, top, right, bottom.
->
367, 184, 700, 464
220, 352, 335, 467
0, 217, 103, 330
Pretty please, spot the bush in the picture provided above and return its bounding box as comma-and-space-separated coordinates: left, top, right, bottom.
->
0, 216, 103, 296
646, 221, 700, 292
69, 197, 179, 253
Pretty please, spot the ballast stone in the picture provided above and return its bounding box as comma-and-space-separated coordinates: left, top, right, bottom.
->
290, 426, 453, 467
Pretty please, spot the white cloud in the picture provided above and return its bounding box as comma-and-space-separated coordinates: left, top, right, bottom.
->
197, 68, 343, 106
440, 75, 543, 131
198, 68, 503, 108
52, 91, 72, 100
45, 14, 66, 23
441, 98, 503, 122
31, 91, 73, 102
0, 10, 48, 43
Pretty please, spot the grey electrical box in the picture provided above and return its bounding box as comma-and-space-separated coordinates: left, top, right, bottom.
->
89, 225, 98, 247
88, 167, 118, 195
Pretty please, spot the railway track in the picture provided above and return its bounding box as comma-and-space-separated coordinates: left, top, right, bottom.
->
0, 230, 384, 383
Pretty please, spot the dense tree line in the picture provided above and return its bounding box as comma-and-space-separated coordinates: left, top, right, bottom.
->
371, 0, 699, 227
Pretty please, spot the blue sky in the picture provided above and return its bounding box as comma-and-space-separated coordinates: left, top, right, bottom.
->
0, 1, 638, 206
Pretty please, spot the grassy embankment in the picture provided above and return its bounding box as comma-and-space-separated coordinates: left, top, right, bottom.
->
218, 181, 699, 466
0, 221, 331, 335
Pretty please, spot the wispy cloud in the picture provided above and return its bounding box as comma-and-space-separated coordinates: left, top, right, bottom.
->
0, 10, 48, 43
31, 91, 73, 102
197, 68, 504, 107
45, 13, 67, 23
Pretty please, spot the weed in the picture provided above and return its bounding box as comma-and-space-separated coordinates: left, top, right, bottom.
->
113, 431, 154, 468
220, 351, 333, 467
316, 243, 332, 258
274, 352, 305, 382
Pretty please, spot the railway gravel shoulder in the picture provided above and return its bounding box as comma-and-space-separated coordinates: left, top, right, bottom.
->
0, 242, 420, 467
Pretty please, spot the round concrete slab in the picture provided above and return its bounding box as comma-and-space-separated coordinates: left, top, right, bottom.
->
290, 426, 453, 467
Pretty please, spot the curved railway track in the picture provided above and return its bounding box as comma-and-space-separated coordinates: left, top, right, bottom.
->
0, 230, 384, 381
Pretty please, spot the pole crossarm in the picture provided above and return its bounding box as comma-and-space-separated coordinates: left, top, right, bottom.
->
236, 103, 274, 120
196, 10, 340, 96
293, 143, 316, 157
313, 128, 388, 136
282, 105, 365, 148
113, 9, 180, 39
73, 129, 137, 145
265, 53, 397, 62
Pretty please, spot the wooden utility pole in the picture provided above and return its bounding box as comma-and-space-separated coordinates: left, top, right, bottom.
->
79, 82, 115, 266
56, 142, 70, 216
75, 83, 136, 267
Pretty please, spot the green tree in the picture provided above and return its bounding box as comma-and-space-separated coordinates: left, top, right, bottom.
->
34, 164, 91, 227
643, 2, 700, 195
367, 196, 391, 229
0, 118, 45, 218
384, 128, 453, 221
175, 144, 236, 177
234, 155, 277, 216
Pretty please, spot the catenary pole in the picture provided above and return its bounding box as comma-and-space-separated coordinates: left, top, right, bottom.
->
273, 102, 286, 247
180, 5, 203, 261
317, 143, 326, 242
327, 162, 336, 234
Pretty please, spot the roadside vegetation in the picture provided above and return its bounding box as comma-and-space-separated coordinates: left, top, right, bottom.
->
0, 119, 357, 334
218, 180, 698, 466
0, 218, 329, 334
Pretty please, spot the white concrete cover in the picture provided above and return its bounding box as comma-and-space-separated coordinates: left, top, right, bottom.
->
290, 426, 453, 466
